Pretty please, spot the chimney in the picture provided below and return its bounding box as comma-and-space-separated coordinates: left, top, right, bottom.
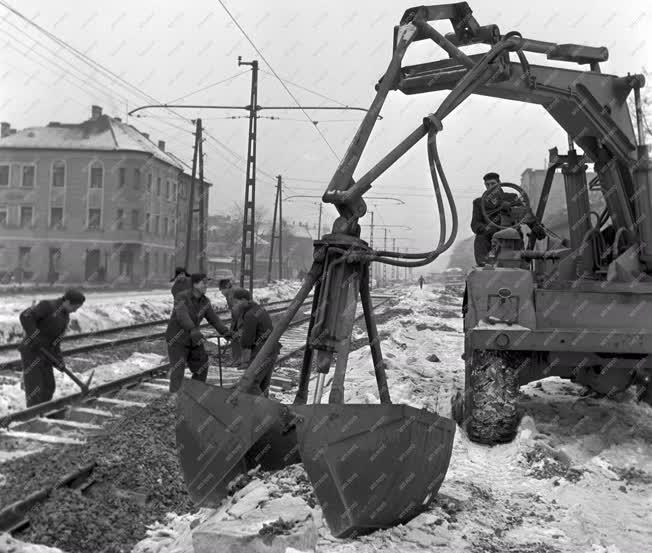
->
142, 132, 149, 139
91, 105, 103, 120
158, 140, 165, 151
1, 122, 10, 138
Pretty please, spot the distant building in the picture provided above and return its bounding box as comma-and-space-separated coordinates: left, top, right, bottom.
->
520, 167, 602, 235
0, 106, 209, 286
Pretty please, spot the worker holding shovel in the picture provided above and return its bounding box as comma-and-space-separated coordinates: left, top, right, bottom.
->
18, 289, 87, 407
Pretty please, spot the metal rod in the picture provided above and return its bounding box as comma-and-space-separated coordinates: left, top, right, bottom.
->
294, 273, 323, 404
323, 21, 418, 200
360, 264, 391, 403
414, 19, 475, 69
128, 104, 377, 116
634, 86, 647, 147
217, 336, 223, 387
313, 373, 326, 404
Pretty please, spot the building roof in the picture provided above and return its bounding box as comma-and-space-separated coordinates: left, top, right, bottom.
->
0, 114, 185, 170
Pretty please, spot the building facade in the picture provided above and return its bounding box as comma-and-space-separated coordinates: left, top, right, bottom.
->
0, 106, 208, 286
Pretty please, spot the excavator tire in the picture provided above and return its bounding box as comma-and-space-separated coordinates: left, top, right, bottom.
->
463, 349, 522, 445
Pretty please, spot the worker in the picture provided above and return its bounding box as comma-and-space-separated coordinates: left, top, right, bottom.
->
218, 277, 241, 360
471, 172, 546, 265
18, 289, 86, 407
418, 275, 425, 289
166, 273, 232, 392
170, 266, 191, 298
232, 288, 282, 397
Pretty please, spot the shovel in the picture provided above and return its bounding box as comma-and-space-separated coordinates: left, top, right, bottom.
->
39, 347, 95, 396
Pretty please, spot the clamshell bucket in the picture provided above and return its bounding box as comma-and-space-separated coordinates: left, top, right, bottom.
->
292, 404, 456, 538
176, 379, 300, 507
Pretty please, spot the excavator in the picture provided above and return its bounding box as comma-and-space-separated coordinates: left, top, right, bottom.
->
176, 2, 651, 539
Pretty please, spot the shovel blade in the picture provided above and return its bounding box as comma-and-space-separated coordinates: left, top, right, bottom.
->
293, 404, 456, 538
176, 379, 300, 507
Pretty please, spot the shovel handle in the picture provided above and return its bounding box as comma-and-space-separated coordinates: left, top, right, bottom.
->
39, 347, 90, 394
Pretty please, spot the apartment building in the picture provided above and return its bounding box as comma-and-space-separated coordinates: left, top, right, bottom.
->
0, 106, 209, 285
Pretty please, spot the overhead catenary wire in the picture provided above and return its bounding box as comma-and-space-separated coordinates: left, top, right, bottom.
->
215, 0, 341, 161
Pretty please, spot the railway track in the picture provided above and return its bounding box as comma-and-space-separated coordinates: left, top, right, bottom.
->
0, 294, 393, 533
0, 296, 310, 371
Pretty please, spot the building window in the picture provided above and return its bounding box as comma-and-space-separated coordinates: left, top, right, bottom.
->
131, 209, 139, 230
147, 172, 152, 193
134, 168, 141, 188
48, 248, 62, 278
143, 252, 150, 277
119, 167, 126, 187
88, 208, 102, 230
21, 165, 35, 188
154, 215, 160, 235
52, 161, 65, 187
154, 252, 159, 274
50, 207, 64, 229
116, 208, 124, 230
163, 217, 168, 236
90, 162, 103, 188
0, 165, 9, 187
0, 206, 7, 227
20, 205, 33, 228
165, 180, 170, 199
172, 181, 177, 200
156, 177, 161, 196
19, 246, 33, 279
145, 212, 151, 233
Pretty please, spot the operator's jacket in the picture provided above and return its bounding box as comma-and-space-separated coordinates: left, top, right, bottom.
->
165, 289, 229, 348
18, 298, 70, 407
471, 192, 546, 265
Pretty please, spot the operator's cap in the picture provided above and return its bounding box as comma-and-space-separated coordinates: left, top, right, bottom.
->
170, 266, 189, 282
190, 272, 208, 284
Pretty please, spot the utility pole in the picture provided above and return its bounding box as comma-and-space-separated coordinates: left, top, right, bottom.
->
238, 57, 259, 294
317, 203, 323, 240
392, 238, 397, 281
184, 118, 201, 270
383, 228, 388, 288
267, 177, 280, 283
404, 248, 408, 281
198, 123, 206, 273
278, 176, 283, 280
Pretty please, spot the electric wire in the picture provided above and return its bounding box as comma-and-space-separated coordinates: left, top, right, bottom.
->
215, 0, 341, 161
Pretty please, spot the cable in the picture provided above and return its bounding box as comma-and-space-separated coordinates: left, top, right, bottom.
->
258, 69, 349, 107
165, 71, 250, 103
215, 0, 341, 161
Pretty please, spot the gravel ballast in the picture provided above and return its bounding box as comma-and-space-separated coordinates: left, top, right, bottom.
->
2, 394, 195, 553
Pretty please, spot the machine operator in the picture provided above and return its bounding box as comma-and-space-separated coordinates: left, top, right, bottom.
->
471, 172, 546, 265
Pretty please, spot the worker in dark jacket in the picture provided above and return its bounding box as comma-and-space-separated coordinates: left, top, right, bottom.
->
18, 289, 86, 407
170, 266, 191, 298
471, 172, 546, 265
232, 288, 282, 397
166, 273, 232, 392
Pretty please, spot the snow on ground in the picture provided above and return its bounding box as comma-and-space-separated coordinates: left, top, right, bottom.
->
0, 281, 302, 345
130, 283, 652, 553
0, 352, 165, 417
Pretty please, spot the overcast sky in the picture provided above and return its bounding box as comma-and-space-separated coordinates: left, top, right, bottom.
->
1, 0, 650, 271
